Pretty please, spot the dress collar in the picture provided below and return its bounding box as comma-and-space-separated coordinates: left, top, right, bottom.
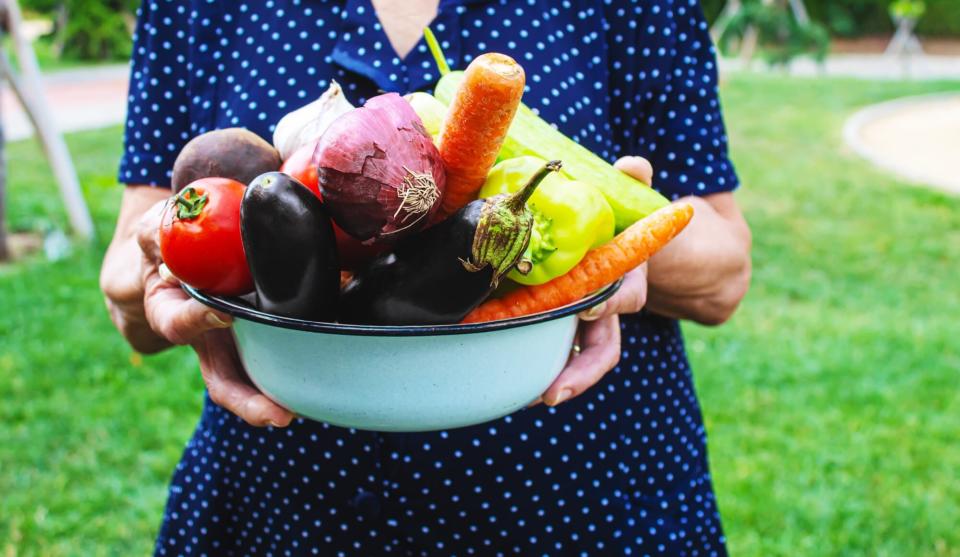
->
331, 0, 474, 95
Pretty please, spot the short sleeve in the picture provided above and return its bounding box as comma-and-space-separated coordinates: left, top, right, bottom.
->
621, 0, 739, 200
118, 0, 192, 187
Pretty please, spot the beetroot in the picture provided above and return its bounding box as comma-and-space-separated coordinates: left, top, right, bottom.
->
316, 93, 446, 244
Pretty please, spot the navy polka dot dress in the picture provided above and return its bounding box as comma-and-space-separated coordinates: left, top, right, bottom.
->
121, 1, 739, 555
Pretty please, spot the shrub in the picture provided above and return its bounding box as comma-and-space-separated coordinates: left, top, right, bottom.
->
916, 1, 960, 35
19, 0, 136, 61
59, 0, 134, 60
717, 2, 830, 64
702, 0, 960, 37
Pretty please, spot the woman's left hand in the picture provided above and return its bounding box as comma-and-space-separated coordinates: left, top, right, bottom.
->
540, 263, 648, 406
534, 149, 752, 407
537, 156, 654, 407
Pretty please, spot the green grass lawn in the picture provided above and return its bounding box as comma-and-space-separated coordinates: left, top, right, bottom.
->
2, 74, 959, 556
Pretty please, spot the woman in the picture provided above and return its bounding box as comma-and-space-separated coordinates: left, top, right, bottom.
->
101, 0, 751, 554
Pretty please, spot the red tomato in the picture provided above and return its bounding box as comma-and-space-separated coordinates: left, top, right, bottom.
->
280, 140, 321, 197
280, 140, 386, 270
159, 178, 253, 296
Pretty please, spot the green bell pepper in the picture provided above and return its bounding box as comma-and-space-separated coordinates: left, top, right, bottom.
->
479, 156, 615, 286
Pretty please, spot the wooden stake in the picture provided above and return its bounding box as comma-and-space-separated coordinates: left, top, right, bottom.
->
0, 4, 9, 261
0, 102, 8, 262
1, 0, 95, 241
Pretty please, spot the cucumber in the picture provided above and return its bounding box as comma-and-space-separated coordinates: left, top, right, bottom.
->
433, 72, 668, 232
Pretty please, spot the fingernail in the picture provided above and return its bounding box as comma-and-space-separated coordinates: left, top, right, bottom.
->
579, 302, 606, 321
158, 263, 177, 283
206, 312, 231, 328
547, 389, 573, 407
268, 420, 282, 428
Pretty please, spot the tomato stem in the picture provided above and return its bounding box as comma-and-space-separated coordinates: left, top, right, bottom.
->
174, 186, 209, 220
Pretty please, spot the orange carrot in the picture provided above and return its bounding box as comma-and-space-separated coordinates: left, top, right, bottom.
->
463, 203, 695, 323
436, 53, 525, 219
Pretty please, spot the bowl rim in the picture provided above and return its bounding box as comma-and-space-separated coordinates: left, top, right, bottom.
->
183, 279, 621, 337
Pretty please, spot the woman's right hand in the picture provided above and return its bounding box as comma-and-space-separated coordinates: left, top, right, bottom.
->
101, 186, 294, 428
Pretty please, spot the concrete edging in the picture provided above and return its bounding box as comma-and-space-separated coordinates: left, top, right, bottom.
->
843, 91, 960, 195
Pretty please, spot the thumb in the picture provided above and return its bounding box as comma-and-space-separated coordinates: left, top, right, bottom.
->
137, 199, 170, 263
146, 289, 233, 345
614, 156, 654, 186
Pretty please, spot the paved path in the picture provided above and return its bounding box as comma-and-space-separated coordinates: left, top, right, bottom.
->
720, 53, 960, 81
1, 64, 129, 141
845, 93, 960, 195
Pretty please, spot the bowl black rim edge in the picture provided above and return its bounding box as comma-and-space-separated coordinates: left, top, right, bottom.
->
183, 279, 622, 337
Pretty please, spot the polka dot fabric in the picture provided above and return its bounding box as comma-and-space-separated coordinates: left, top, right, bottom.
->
124, 1, 738, 555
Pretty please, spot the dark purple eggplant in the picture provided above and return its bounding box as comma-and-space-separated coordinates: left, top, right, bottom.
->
339, 161, 561, 325
240, 172, 339, 321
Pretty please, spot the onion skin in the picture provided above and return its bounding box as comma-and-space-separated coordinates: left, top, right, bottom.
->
316, 93, 446, 245
280, 138, 388, 270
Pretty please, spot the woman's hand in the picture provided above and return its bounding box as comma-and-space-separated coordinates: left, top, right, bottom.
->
540, 264, 649, 406
101, 186, 295, 428
536, 154, 751, 407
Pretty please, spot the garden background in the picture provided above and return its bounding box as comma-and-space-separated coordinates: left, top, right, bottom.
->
2, 1, 959, 555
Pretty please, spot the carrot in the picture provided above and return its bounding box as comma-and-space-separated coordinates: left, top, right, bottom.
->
436, 53, 525, 219
463, 202, 695, 323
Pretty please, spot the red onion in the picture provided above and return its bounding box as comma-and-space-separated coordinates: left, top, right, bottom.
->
316, 93, 446, 244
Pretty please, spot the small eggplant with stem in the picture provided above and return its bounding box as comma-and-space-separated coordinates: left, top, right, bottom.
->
340, 161, 562, 325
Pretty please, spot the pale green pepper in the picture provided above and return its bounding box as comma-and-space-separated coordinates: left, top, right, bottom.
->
479, 156, 615, 286
404, 92, 447, 138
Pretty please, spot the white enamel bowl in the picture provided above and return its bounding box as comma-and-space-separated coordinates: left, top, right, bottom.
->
185, 281, 619, 432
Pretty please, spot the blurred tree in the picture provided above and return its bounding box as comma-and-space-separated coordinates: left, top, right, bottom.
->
59, 0, 134, 60
916, 1, 960, 35
717, 0, 829, 65
17, 0, 136, 60
886, 0, 926, 56
703, 0, 960, 37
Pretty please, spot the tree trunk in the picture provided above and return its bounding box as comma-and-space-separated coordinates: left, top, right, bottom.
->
52, 3, 69, 57
711, 0, 742, 42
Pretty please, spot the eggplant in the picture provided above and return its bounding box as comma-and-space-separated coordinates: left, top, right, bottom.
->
240, 172, 339, 321
340, 161, 561, 325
